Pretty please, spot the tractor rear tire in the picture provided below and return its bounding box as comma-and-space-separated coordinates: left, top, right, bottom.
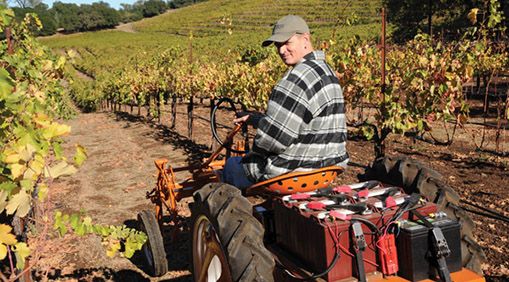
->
137, 209, 168, 277
361, 155, 486, 274
191, 183, 275, 282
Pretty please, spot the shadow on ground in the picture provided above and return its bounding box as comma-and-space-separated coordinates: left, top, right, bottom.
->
115, 111, 211, 166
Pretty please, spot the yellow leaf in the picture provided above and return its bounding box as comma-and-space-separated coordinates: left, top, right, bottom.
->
33, 113, 51, 127
10, 163, 26, 179
23, 165, 36, 181
0, 190, 7, 212
56, 56, 66, 69
0, 224, 18, 245
4, 153, 20, 164
468, 8, 479, 24
29, 154, 45, 176
106, 241, 120, 258
0, 244, 6, 260
42, 123, 71, 140
5, 190, 31, 217
73, 144, 87, 167
44, 161, 77, 178
66, 49, 77, 59
42, 60, 53, 72
465, 65, 474, 79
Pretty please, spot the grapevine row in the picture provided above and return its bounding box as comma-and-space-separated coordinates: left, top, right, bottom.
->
81, 34, 507, 151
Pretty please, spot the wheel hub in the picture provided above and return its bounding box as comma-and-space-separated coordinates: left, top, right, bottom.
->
193, 215, 232, 282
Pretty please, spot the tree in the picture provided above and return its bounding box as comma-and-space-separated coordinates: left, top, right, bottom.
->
51, 2, 80, 32
384, 0, 508, 42
142, 0, 167, 18
10, 0, 40, 9
11, 3, 56, 35
91, 2, 119, 28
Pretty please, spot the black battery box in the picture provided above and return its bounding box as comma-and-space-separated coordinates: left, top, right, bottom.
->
396, 217, 462, 281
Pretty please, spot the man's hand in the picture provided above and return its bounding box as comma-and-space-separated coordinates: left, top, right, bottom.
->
234, 113, 250, 124
235, 111, 264, 128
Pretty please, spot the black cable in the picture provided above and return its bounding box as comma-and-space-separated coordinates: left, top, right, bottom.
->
278, 249, 341, 281
351, 217, 380, 234
386, 193, 421, 225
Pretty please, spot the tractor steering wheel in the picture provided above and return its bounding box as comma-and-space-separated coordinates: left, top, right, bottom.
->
210, 97, 250, 154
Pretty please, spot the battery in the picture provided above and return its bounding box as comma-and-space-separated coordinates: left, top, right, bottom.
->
273, 198, 437, 281
396, 217, 462, 281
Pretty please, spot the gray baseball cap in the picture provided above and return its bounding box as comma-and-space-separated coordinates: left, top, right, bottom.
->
262, 15, 310, 47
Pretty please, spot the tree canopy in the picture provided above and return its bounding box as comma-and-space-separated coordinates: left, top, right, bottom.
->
10, 0, 175, 35
385, 0, 508, 42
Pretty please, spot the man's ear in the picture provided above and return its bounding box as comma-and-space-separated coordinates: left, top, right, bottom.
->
302, 33, 312, 47
302, 33, 311, 42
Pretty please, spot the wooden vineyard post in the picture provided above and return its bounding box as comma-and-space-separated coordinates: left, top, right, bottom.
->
188, 96, 194, 139
187, 34, 194, 139
146, 96, 151, 119
210, 97, 217, 151
157, 93, 161, 124
6, 27, 13, 55
171, 94, 177, 129
375, 7, 388, 159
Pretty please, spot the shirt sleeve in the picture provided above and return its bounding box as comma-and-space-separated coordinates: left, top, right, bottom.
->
251, 74, 312, 156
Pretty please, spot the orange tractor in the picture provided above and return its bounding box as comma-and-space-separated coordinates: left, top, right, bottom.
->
138, 98, 485, 282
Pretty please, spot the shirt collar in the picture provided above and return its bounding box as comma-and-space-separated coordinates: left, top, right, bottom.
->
301, 50, 325, 62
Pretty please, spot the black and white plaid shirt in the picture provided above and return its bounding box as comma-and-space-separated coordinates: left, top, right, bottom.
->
242, 50, 349, 182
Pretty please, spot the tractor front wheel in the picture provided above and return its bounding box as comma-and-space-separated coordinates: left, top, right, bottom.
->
191, 183, 275, 282
138, 209, 168, 277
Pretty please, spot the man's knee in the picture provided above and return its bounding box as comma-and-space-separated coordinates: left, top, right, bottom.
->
223, 157, 253, 189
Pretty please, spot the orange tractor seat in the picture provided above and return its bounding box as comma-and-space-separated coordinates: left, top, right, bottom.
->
247, 166, 345, 195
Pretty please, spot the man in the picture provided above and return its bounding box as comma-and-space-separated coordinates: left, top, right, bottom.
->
223, 15, 349, 189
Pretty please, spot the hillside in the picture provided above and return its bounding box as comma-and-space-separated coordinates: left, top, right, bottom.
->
41, 0, 383, 76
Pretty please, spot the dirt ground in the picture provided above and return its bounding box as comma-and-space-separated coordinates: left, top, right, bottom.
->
32, 101, 509, 281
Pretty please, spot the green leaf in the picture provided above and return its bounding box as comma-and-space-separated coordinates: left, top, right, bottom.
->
19, 179, 34, 190
14, 242, 30, 269
361, 125, 375, 141
70, 213, 80, 229
0, 181, 17, 193
53, 142, 63, 160
37, 183, 48, 201
73, 144, 87, 167
5, 189, 31, 217
0, 68, 14, 96
44, 161, 77, 178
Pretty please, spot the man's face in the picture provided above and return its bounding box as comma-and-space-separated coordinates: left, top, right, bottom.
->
275, 34, 309, 66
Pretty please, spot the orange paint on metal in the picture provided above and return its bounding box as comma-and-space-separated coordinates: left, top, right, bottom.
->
247, 166, 344, 194
369, 268, 485, 282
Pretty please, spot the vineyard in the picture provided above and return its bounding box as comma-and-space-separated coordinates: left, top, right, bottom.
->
1, 0, 509, 281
